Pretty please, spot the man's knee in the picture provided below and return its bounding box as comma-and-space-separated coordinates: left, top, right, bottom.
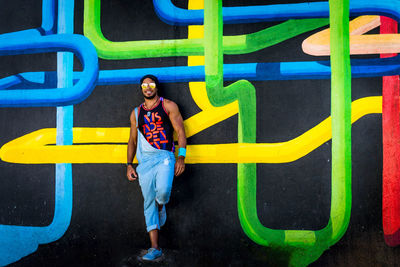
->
156, 188, 171, 204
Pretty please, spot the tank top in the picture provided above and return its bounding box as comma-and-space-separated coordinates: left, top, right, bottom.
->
137, 97, 175, 152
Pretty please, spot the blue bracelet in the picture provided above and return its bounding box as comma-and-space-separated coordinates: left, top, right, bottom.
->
178, 147, 186, 157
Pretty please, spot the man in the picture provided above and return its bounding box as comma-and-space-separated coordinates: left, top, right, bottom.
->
126, 74, 186, 261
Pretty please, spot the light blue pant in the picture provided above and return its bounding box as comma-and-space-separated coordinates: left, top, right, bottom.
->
136, 129, 175, 232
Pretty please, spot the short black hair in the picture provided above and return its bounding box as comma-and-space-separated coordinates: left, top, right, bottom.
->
140, 74, 160, 88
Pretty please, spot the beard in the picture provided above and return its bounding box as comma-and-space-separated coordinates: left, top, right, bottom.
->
143, 92, 157, 100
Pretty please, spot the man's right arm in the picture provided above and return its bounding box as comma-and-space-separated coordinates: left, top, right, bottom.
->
127, 110, 138, 181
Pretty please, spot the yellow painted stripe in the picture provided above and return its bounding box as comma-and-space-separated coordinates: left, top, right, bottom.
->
187, 0, 239, 135
0, 96, 382, 164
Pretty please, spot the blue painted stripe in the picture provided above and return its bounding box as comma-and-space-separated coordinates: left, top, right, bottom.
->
52, 0, 74, 246
0, 0, 57, 42
0, 75, 23, 89
153, 0, 400, 25
0, 34, 98, 107
41, 0, 57, 34
0, 1, 75, 265
3, 55, 400, 89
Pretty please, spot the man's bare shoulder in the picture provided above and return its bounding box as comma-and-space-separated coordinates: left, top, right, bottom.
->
163, 98, 179, 112
162, 98, 176, 105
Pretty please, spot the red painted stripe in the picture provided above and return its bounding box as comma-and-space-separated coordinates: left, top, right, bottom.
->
381, 16, 400, 247
385, 229, 400, 247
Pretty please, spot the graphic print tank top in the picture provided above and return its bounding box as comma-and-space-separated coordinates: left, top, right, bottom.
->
138, 97, 175, 152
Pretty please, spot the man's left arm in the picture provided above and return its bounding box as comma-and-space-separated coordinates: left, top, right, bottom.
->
165, 100, 186, 176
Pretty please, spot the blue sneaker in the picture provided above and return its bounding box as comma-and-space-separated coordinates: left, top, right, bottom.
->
142, 248, 162, 261
159, 205, 166, 227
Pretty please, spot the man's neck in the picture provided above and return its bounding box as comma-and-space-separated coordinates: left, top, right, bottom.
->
144, 95, 159, 109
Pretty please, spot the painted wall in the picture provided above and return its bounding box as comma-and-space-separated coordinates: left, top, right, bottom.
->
0, 0, 400, 266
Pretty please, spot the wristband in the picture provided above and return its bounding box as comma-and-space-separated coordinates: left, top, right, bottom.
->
127, 162, 133, 167
178, 147, 186, 158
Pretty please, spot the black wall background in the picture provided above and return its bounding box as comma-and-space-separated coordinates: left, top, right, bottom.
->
0, 0, 398, 266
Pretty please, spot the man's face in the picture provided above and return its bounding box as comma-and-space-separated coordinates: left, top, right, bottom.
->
141, 78, 158, 100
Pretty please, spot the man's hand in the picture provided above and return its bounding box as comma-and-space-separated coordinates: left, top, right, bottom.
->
127, 165, 138, 181
175, 156, 185, 176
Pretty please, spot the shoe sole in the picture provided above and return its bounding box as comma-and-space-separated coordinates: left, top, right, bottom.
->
140, 255, 164, 262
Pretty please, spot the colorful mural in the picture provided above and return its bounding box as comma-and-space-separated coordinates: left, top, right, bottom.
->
0, 1, 76, 266
1, 0, 400, 266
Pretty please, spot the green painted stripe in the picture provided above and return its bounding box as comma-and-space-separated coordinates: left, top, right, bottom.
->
199, 0, 351, 266
84, 0, 327, 59
328, 0, 352, 246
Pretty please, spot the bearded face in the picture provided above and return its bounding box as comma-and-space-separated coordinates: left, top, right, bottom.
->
141, 78, 158, 100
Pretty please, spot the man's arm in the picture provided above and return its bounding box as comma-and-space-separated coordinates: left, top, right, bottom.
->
127, 110, 138, 181
164, 99, 186, 176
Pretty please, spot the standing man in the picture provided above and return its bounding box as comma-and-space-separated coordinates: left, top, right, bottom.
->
126, 74, 186, 261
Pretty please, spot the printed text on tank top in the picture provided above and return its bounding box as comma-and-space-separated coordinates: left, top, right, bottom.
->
138, 97, 175, 152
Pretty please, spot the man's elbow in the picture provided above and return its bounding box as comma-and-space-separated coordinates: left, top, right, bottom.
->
127, 138, 136, 147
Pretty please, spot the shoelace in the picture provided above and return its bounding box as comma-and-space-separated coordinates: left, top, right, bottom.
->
148, 248, 160, 253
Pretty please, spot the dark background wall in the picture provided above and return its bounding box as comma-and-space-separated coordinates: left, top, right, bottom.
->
0, 0, 397, 266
